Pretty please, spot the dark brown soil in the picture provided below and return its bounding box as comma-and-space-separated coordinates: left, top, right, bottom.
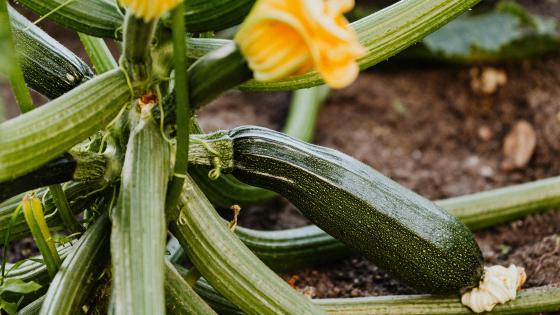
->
2, 1, 560, 311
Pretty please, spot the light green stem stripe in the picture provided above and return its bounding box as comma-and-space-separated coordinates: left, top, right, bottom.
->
78, 34, 117, 74
0, 69, 130, 182
240, 0, 481, 91
48, 184, 83, 234
283, 85, 330, 142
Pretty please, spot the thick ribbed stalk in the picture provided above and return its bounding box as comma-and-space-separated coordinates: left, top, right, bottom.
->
164, 261, 216, 315
0, 69, 130, 182
40, 215, 110, 315
121, 12, 157, 92
283, 85, 330, 142
111, 108, 170, 315
241, 0, 481, 90
190, 276, 560, 315
168, 175, 325, 315
78, 34, 118, 74
235, 176, 560, 271
0, 2, 34, 112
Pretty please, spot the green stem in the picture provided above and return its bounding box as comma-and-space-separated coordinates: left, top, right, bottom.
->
121, 12, 157, 92
0, 1, 34, 113
166, 4, 191, 214
48, 184, 83, 234
190, 275, 560, 315
39, 214, 110, 315
167, 175, 325, 315
283, 85, 330, 142
164, 261, 216, 315
111, 108, 170, 315
78, 34, 117, 74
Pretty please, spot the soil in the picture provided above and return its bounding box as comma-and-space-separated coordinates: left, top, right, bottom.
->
2, 1, 560, 313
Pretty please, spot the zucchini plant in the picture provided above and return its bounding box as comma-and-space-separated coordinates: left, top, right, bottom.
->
0, 0, 559, 314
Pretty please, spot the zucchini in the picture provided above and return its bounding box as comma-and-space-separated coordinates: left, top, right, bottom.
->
17, 0, 123, 39
40, 214, 110, 315
18, 0, 251, 39
0, 151, 106, 202
235, 176, 560, 271
228, 126, 483, 294
111, 108, 170, 315
163, 0, 254, 33
10, 8, 94, 99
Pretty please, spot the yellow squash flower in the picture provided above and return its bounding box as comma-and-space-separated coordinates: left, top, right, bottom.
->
119, 0, 182, 21
235, 0, 365, 89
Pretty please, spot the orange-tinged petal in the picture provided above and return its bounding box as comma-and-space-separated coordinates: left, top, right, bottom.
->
120, 0, 182, 21
235, 0, 365, 89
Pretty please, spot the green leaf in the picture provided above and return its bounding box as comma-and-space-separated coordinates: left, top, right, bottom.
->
424, 12, 523, 55
0, 298, 17, 315
411, 3, 560, 62
0, 278, 41, 295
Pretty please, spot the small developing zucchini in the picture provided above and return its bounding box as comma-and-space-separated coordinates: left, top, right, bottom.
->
229, 126, 484, 294
10, 8, 94, 99
111, 107, 170, 315
0, 182, 105, 243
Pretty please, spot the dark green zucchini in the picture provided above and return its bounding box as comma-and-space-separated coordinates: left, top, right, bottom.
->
163, 0, 254, 33
9, 8, 94, 99
18, 0, 251, 39
16, 0, 123, 39
228, 126, 484, 294
0, 151, 106, 202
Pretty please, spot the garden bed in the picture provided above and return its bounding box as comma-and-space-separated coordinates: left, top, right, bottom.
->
2, 1, 560, 312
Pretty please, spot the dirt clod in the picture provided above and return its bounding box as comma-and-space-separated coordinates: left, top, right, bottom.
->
500, 120, 537, 171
